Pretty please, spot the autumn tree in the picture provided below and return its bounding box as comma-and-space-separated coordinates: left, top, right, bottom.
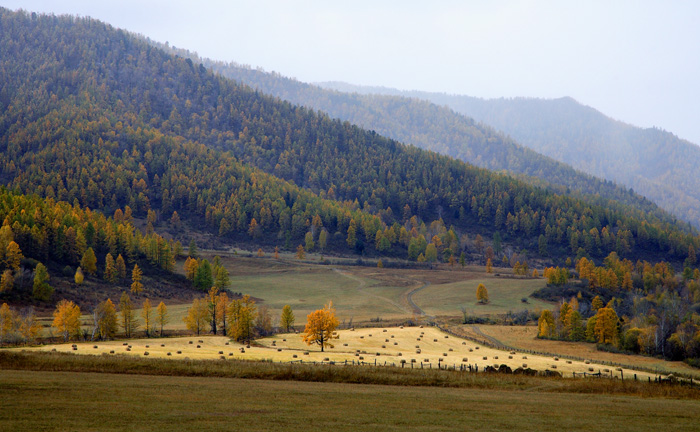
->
319, 229, 328, 251
80, 248, 97, 276
184, 257, 198, 281
215, 292, 229, 335
476, 283, 489, 304
52, 299, 81, 341
280, 304, 295, 333
0, 270, 13, 293
116, 254, 127, 280
104, 253, 117, 282
255, 305, 273, 337
130, 264, 144, 294
74, 267, 84, 285
593, 307, 619, 344
214, 266, 229, 290
296, 245, 305, 260
305, 232, 315, 252
485, 258, 493, 273
227, 294, 257, 343
194, 259, 213, 291
5, 241, 23, 271
32, 262, 52, 301
95, 298, 118, 340
537, 309, 555, 338
156, 301, 169, 336
591, 295, 604, 313
142, 298, 153, 337
302, 302, 339, 352
119, 292, 138, 337
181, 298, 206, 335
207, 287, 219, 334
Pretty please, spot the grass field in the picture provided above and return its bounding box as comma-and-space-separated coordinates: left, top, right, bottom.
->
1, 369, 698, 431
18, 326, 664, 381
462, 324, 700, 378
179, 253, 552, 324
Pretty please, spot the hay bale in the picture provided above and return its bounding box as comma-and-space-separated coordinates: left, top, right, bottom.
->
462, 342, 466, 345
475, 347, 479, 350
304, 352, 310, 355
161, 344, 165, 347
376, 353, 381, 356
360, 336, 364, 339
176, 351, 182, 354
508, 356, 513, 359
584, 360, 590, 364
382, 345, 386, 348
277, 348, 282, 352
219, 351, 224, 354
398, 353, 402, 356
566, 360, 572, 364
522, 364, 527, 368
125, 348, 130, 352
522, 356, 527, 359
448, 348, 453, 352
554, 357, 559, 361
196, 345, 201, 348
416, 349, 421, 354
483, 356, 488, 360
229, 353, 233, 356
240, 349, 245, 353
122, 343, 128, 346
383, 329, 387, 332
419, 325, 423, 328
494, 355, 498, 359
143, 352, 149, 356
433, 339, 438, 342
225, 342, 230, 345
293, 354, 298, 358
220, 356, 226, 360
93, 345, 98, 349
391, 335, 395, 338
445, 335, 449, 339
109, 350, 114, 354
359, 356, 364, 360
443, 353, 448, 356
424, 359, 430, 363
394, 342, 398, 346
355, 353, 359, 356
282, 339, 287, 342
167, 352, 171, 356
145, 345, 149, 348
588, 367, 594, 372
469, 348, 473, 352
462, 358, 468, 362
198, 340, 203, 343
189, 341, 193, 344
411, 359, 416, 363
551, 365, 557, 369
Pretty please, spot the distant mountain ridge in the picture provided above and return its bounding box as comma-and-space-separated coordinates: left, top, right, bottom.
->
318, 81, 700, 228
151, 46, 686, 230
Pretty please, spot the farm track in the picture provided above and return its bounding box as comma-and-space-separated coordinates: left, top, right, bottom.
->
332, 269, 413, 315
405, 281, 432, 317
470, 325, 508, 348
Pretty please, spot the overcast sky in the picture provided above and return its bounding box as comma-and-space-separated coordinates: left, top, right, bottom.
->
3, 0, 699, 144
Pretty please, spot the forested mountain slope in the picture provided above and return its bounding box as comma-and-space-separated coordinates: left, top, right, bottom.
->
157, 47, 684, 229
319, 82, 700, 229
1, 8, 698, 264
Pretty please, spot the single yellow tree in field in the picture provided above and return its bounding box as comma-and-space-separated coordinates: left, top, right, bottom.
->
476, 283, 489, 304
52, 299, 81, 341
74, 267, 84, 285
302, 301, 339, 352
296, 245, 305, 260
485, 258, 493, 273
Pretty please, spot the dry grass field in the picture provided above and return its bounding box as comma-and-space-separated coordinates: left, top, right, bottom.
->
460, 324, 700, 378
18, 326, 664, 381
1, 369, 698, 431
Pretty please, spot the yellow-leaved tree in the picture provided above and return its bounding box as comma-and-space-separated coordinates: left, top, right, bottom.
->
156, 301, 169, 336
184, 298, 209, 336
52, 299, 81, 341
95, 298, 118, 340
227, 294, 257, 343
537, 309, 555, 338
280, 304, 295, 333
593, 307, 619, 344
476, 283, 489, 304
302, 301, 339, 352
130, 264, 143, 294
142, 298, 153, 337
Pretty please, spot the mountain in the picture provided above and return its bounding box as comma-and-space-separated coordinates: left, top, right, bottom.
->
159, 48, 686, 230
318, 82, 700, 229
1, 8, 698, 266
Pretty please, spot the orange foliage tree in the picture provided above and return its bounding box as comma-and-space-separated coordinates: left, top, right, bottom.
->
301, 301, 339, 352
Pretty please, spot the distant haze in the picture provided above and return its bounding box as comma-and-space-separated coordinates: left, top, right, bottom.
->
2, 0, 699, 145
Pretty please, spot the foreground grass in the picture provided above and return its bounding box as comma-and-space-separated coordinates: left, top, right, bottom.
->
1, 369, 699, 432
1, 350, 698, 399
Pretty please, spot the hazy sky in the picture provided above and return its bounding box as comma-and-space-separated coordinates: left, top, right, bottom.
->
3, 0, 699, 144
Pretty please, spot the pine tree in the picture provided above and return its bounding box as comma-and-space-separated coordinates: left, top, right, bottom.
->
184, 298, 209, 335
95, 299, 118, 340
0, 270, 13, 293
5, 241, 23, 271
188, 239, 198, 258
119, 292, 138, 338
